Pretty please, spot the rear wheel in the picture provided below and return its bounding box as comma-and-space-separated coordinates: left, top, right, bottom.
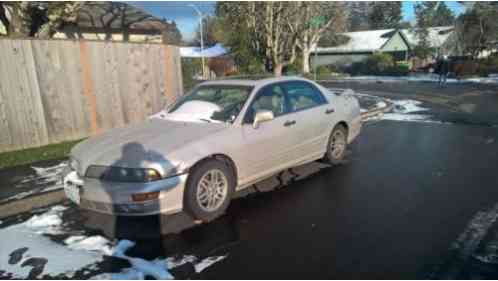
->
184, 159, 235, 221
324, 124, 348, 165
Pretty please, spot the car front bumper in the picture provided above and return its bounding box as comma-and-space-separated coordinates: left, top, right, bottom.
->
64, 170, 188, 216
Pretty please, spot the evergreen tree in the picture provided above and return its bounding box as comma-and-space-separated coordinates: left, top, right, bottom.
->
433, 2, 455, 26
368, 2, 402, 29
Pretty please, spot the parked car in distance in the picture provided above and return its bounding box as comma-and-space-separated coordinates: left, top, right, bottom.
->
64, 77, 362, 221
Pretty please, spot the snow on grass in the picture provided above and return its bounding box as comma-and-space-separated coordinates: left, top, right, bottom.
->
0, 205, 111, 279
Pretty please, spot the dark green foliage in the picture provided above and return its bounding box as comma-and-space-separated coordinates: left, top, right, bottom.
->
457, 2, 498, 58
433, 2, 455, 26
478, 56, 498, 77
368, 2, 402, 29
350, 52, 408, 76
181, 58, 202, 92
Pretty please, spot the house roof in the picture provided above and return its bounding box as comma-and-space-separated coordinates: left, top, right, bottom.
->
402, 26, 454, 48
180, 43, 228, 58
316, 29, 396, 53
315, 26, 454, 54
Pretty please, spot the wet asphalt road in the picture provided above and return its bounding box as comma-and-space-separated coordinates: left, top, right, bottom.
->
2, 89, 498, 278
117, 120, 498, 279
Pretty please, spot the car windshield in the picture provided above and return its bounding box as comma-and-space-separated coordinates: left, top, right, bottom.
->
167, 85, 253, 123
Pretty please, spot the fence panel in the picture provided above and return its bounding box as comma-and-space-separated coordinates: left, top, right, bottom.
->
0, 38, 183, 153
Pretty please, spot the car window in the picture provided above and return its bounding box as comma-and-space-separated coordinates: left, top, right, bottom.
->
245, 84, 287, 123
284, 81, 326, 112
168, 85, 252, 123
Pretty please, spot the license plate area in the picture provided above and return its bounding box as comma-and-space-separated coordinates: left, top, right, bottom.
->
64, 183, 81, 204
64, 171, 83, 204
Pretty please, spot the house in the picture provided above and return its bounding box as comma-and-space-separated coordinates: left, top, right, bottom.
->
311, 26, 454, 68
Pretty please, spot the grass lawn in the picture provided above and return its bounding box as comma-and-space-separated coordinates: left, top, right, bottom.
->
0, 139, 83, 169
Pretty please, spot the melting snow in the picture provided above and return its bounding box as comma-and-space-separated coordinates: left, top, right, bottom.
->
0, 205, 111, 279
2, 162, 68, 203
376, 101, 387, 108
94, 240, 227, 279
0, 206, 227, 279
363, 99, 443, 123
194, 256, 227, 273
65, 236, 113, 256
335, 74, 498, 84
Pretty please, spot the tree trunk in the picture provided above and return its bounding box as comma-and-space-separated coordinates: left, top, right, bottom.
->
302, 49, 311, 74
274, 63, 284, 76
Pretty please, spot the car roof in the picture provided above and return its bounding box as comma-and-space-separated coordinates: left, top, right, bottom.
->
198, 76, 310, 88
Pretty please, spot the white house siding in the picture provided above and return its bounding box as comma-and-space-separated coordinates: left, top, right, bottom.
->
311, 53, 371, 68
0, 22, 5, 35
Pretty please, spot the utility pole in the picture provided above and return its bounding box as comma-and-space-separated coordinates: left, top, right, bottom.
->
189, 4, 206, 79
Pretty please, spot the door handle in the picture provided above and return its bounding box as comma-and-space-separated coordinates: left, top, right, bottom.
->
284, 120, 296, 127
325, 108, 335, 114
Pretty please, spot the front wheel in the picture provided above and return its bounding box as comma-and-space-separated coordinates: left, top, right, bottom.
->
323, 124, 348, 165
184, 159, 235, 222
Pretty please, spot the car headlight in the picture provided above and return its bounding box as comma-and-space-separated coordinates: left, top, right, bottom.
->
85, 165, 162, 182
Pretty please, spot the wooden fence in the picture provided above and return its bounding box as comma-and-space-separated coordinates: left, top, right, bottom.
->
0, 38, 183, 153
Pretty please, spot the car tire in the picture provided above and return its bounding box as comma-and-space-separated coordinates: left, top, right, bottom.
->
324, 124, 348, 165
184, 159, 235, 222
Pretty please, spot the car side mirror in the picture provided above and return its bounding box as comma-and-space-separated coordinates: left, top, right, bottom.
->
253, 110, 274, 129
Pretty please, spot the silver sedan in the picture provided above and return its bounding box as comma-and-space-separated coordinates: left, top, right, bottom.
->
64, 77, 361, 221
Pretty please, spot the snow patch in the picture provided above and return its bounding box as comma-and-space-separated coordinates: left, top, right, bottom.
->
0, 205, 111, 279
194, 256, 227, 273
0, 207, 228, 279
453, 203, 498, 262
65, 236, 113, 256
376, 101, 387, 109
335, 74, 498, 84
391, 99, 428, 114
94, 240, 227, 279
363, 99, 444, 124
2, 162, 68, 203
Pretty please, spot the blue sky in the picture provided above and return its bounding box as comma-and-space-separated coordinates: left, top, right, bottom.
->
130, 1, 465, 41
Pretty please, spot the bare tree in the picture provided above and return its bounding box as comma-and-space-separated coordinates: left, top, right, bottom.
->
0, 2, 84, 38
288, 2, 346, 74
216, 2, 299, 76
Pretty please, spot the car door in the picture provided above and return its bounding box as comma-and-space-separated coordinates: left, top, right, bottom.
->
239, 83, 299, 185
282, 81, 333, 161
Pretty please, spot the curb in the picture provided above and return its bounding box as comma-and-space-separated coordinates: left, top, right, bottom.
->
0, 190, 66, 219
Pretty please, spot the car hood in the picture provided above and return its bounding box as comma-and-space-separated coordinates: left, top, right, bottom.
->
71, 119, 226, 175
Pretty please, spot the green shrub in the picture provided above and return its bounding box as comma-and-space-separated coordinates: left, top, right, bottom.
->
478, 56, 498, 77
181, 58, 202, 92
365, 52, 395, 74
348, 53, 409, 76
386, 63, 410, 76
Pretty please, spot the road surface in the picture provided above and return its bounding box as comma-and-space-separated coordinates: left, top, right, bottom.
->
1, 95, 498, 279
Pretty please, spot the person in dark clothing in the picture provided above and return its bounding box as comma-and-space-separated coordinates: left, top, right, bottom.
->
436, 55, 450, 85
